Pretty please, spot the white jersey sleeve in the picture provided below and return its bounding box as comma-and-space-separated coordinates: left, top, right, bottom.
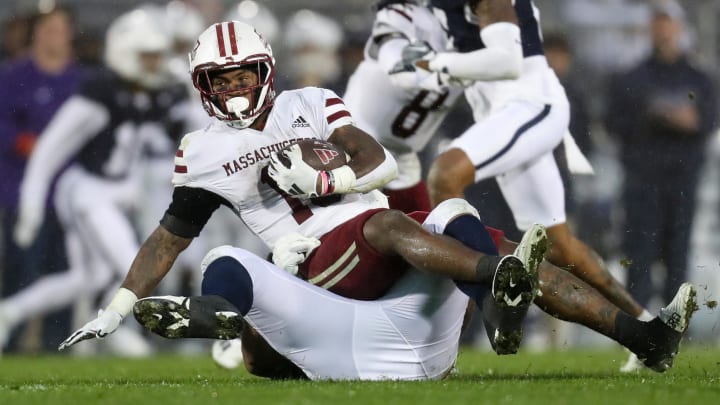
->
172, 129, 219, 191
370, 4, 419, 43
429, 22, 523, 81
321, 88, 355, 134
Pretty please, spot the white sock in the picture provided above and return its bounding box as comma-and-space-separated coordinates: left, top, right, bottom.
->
637, 309, 654, 321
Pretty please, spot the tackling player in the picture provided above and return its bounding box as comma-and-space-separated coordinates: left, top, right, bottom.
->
136, 206, 694, 380
343, 0, 464, 213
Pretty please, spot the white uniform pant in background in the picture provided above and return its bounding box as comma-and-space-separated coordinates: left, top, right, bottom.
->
449, 99, 569, 229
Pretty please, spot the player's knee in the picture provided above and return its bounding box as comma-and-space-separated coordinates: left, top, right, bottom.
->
201, 254, 254, 316
364, 209, 417, 254
427, 149, 474, 202
200, 245, 236, 275
423, 198, 480, 234
375, 209, 416, 237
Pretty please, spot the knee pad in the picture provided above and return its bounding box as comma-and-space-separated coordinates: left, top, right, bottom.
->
422, 198, 480, 234
200, 245, 237, 275
201, 255, 253, 316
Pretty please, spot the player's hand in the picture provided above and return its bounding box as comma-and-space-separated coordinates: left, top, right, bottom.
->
58, 309, 123, 351
389, 67, 450, 93
272, 232, 321, 275
389, 40, 433, 85
267, 145, 322, 197
389, 41, 451, 93
13, 201, 44, 248
401, 40, 435, 68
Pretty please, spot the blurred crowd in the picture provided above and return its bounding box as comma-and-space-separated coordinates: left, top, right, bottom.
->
0, 0, 718, 356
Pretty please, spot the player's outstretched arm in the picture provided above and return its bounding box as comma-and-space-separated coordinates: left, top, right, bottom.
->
58, 225, 192, 350
416, 0, 521, 82
15, 96, 109, 247
121, 225, 192, 298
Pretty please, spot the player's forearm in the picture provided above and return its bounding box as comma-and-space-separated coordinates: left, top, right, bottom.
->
328, 126, 398, 194
428, 22, 522, 81
20, 96, 109, 211
121, 225, 192, 299
347, 147, 398, 193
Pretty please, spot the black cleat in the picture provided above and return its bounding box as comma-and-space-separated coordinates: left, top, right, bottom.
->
133, 295, 243, 340
485, 224, 547, 354
635, 283, 697, 372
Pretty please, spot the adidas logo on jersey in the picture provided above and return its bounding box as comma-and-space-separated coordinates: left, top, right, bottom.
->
292, 116, 310, 128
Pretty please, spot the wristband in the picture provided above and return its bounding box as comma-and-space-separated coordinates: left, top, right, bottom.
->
106, 287, 139, 318
328, 165, 357, 194
318, 170, 331, 195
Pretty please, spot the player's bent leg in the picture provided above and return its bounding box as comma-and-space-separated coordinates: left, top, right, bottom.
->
421, 199, 543, 354
524, 251, 696, 372
427, 148, 475, 207
364, 209, 514, 286
545, 223, 645, 317
134, 249, 253, 339
134, 295, 242, 339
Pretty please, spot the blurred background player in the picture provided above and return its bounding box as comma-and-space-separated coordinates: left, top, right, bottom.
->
343, 0, 465, 214
279, 9, 344, 92
604, 1, 717, 320
0, 6, 80, 353
225, 0, 280, 47
413, 0, 655, 354
0, 7, 189, 356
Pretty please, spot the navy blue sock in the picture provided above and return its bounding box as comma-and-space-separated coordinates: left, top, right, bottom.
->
444, 214, 499, 255
201, 256, 254, 316
443, 214, 497, 305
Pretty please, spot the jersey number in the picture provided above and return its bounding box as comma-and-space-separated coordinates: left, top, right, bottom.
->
391, 90, 449, 138
260, 167, 341, 225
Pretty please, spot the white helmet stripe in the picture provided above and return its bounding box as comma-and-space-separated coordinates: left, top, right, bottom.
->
215, 23, 227, 57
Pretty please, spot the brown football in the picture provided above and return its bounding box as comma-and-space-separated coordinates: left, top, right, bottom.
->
278, 138, 347, 170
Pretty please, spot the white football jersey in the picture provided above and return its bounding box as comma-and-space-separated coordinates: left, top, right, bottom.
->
172, 87, 388, 248
344, 4, 463, 155
463, 0, 566, 121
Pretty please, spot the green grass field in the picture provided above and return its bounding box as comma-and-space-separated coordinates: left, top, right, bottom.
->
1, 346, 719, 404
